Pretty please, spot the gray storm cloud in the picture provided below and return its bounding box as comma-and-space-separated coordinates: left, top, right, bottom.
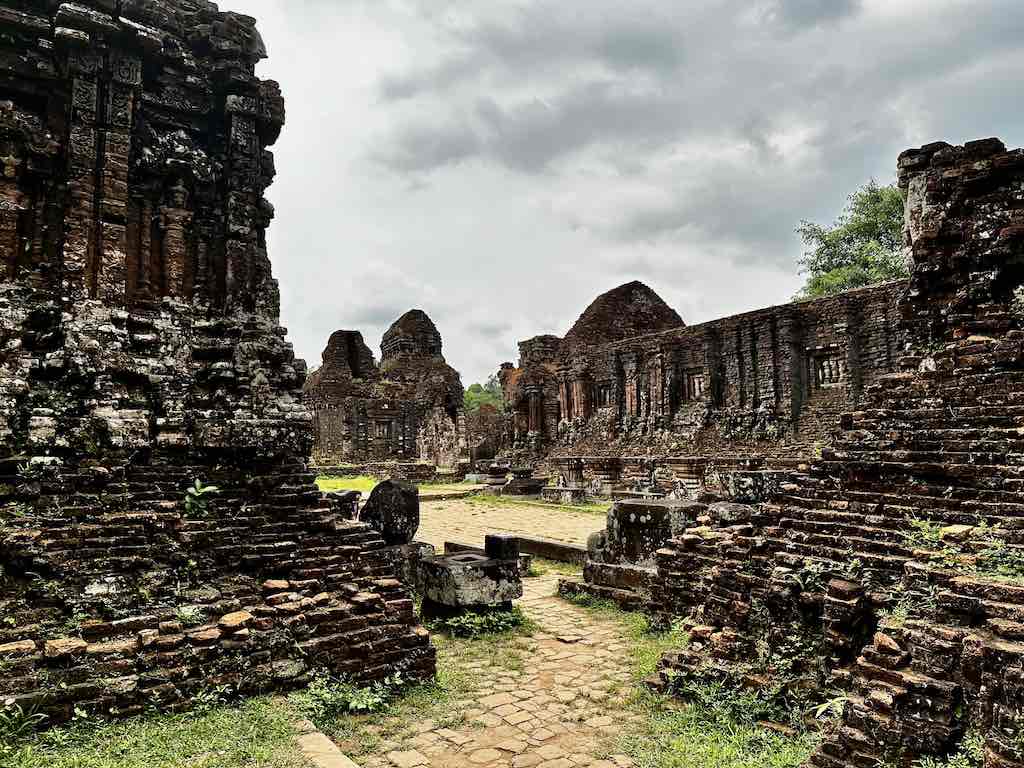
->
221, 0, 1024, 384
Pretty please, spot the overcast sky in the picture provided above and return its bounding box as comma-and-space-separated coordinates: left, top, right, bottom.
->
221, 0, 1023, 385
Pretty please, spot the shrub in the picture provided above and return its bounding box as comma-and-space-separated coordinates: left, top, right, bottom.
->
289, 672, 403, 725
429, 607, 532, 638
913, 732, 984, 768
184, 480, 219, 518
175, 606, 205, 627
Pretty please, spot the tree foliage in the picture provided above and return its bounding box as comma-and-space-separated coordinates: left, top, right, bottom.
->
464, 374, 504, 413
795, 180, 907, 299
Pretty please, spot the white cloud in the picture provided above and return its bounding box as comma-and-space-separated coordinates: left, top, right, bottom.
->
221, 0, 1024, 384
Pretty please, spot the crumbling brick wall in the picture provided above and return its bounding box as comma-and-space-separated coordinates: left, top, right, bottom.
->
649, 138, 1024, 768
0, 0, 433, 723
304, 310, 467, 469
500, 278, 904, 465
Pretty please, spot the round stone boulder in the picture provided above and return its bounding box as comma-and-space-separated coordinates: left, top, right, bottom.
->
360, 479, 420, 545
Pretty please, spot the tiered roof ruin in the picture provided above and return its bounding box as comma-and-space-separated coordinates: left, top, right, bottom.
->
500, 274, 905, 476
0, 0, 432, 721
303, 309, 466, 469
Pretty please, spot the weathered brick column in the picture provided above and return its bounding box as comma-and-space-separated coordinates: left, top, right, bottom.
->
0, 0, 434, 724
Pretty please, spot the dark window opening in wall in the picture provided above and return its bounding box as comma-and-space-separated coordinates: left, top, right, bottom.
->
594, 382, 613, 408
346, 335, 363, 378
375, 421, 393, 439
683, 368, 706, 401
811, 350, 846, 388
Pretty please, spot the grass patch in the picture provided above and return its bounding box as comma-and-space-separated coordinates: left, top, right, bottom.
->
619, 689, 819, 768
323, 624, 535, 758
1, 697, 307, 768
316, 476, 481, 497
465, 494, 610, 516
560, 590, 819, 768
317, 475, 379, 494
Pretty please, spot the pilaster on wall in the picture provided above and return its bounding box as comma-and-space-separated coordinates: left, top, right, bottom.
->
779, 310, 806, 428
844, 301, 864, 403
64, 50, 102, 304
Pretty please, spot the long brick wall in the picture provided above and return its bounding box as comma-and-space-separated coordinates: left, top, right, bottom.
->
501, 278, 905, 466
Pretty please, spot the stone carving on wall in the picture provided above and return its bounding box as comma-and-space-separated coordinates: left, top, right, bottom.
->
0, 0, 433, 723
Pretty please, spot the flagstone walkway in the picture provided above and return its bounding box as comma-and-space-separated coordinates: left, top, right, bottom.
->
354, 575, 641, 768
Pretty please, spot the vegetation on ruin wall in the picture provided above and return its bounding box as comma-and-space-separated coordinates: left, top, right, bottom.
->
795, 180, 907, 299
899, 517, 1024, 584
563, 592, 820, 768
463, 375, 505, 413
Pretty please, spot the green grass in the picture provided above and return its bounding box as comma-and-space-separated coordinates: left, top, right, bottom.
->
1, 698, 308, 768
317, 475, 380, 494
620, 691, 819, 768
323, 623, 536, 758
562, 592, 819, 768
465, 494, 610, 516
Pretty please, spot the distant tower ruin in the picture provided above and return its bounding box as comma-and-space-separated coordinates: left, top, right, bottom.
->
305, 310, 467, 469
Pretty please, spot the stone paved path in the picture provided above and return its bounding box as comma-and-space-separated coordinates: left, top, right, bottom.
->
357, 574, 641, 768
417, 498, 604, 552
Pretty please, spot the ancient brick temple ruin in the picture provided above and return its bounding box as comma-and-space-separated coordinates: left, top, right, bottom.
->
500, 278, 905, 490
639, 139, 1024, 767
0, 0, 432, 721
304, 309, 467, 469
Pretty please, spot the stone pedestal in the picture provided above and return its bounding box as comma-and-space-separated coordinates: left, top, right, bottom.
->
418, 534, 523, 618
559, 498, 704, 609
504, 467, 547, 496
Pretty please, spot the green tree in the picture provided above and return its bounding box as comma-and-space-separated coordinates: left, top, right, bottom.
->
464, 374, 505, 413
795, 180, 907, 299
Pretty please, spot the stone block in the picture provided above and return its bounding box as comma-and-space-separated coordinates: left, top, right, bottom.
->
360, 479, 420, 545
418, 547, 522, 614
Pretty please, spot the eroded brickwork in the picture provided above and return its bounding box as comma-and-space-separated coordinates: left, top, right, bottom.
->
0, 0, 432, 723
500, 277, 904, 474
304, 310, 467, 469
649, 139, 1024, 767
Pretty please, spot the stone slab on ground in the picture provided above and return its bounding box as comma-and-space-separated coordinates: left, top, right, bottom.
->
297, 730, 362, 768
